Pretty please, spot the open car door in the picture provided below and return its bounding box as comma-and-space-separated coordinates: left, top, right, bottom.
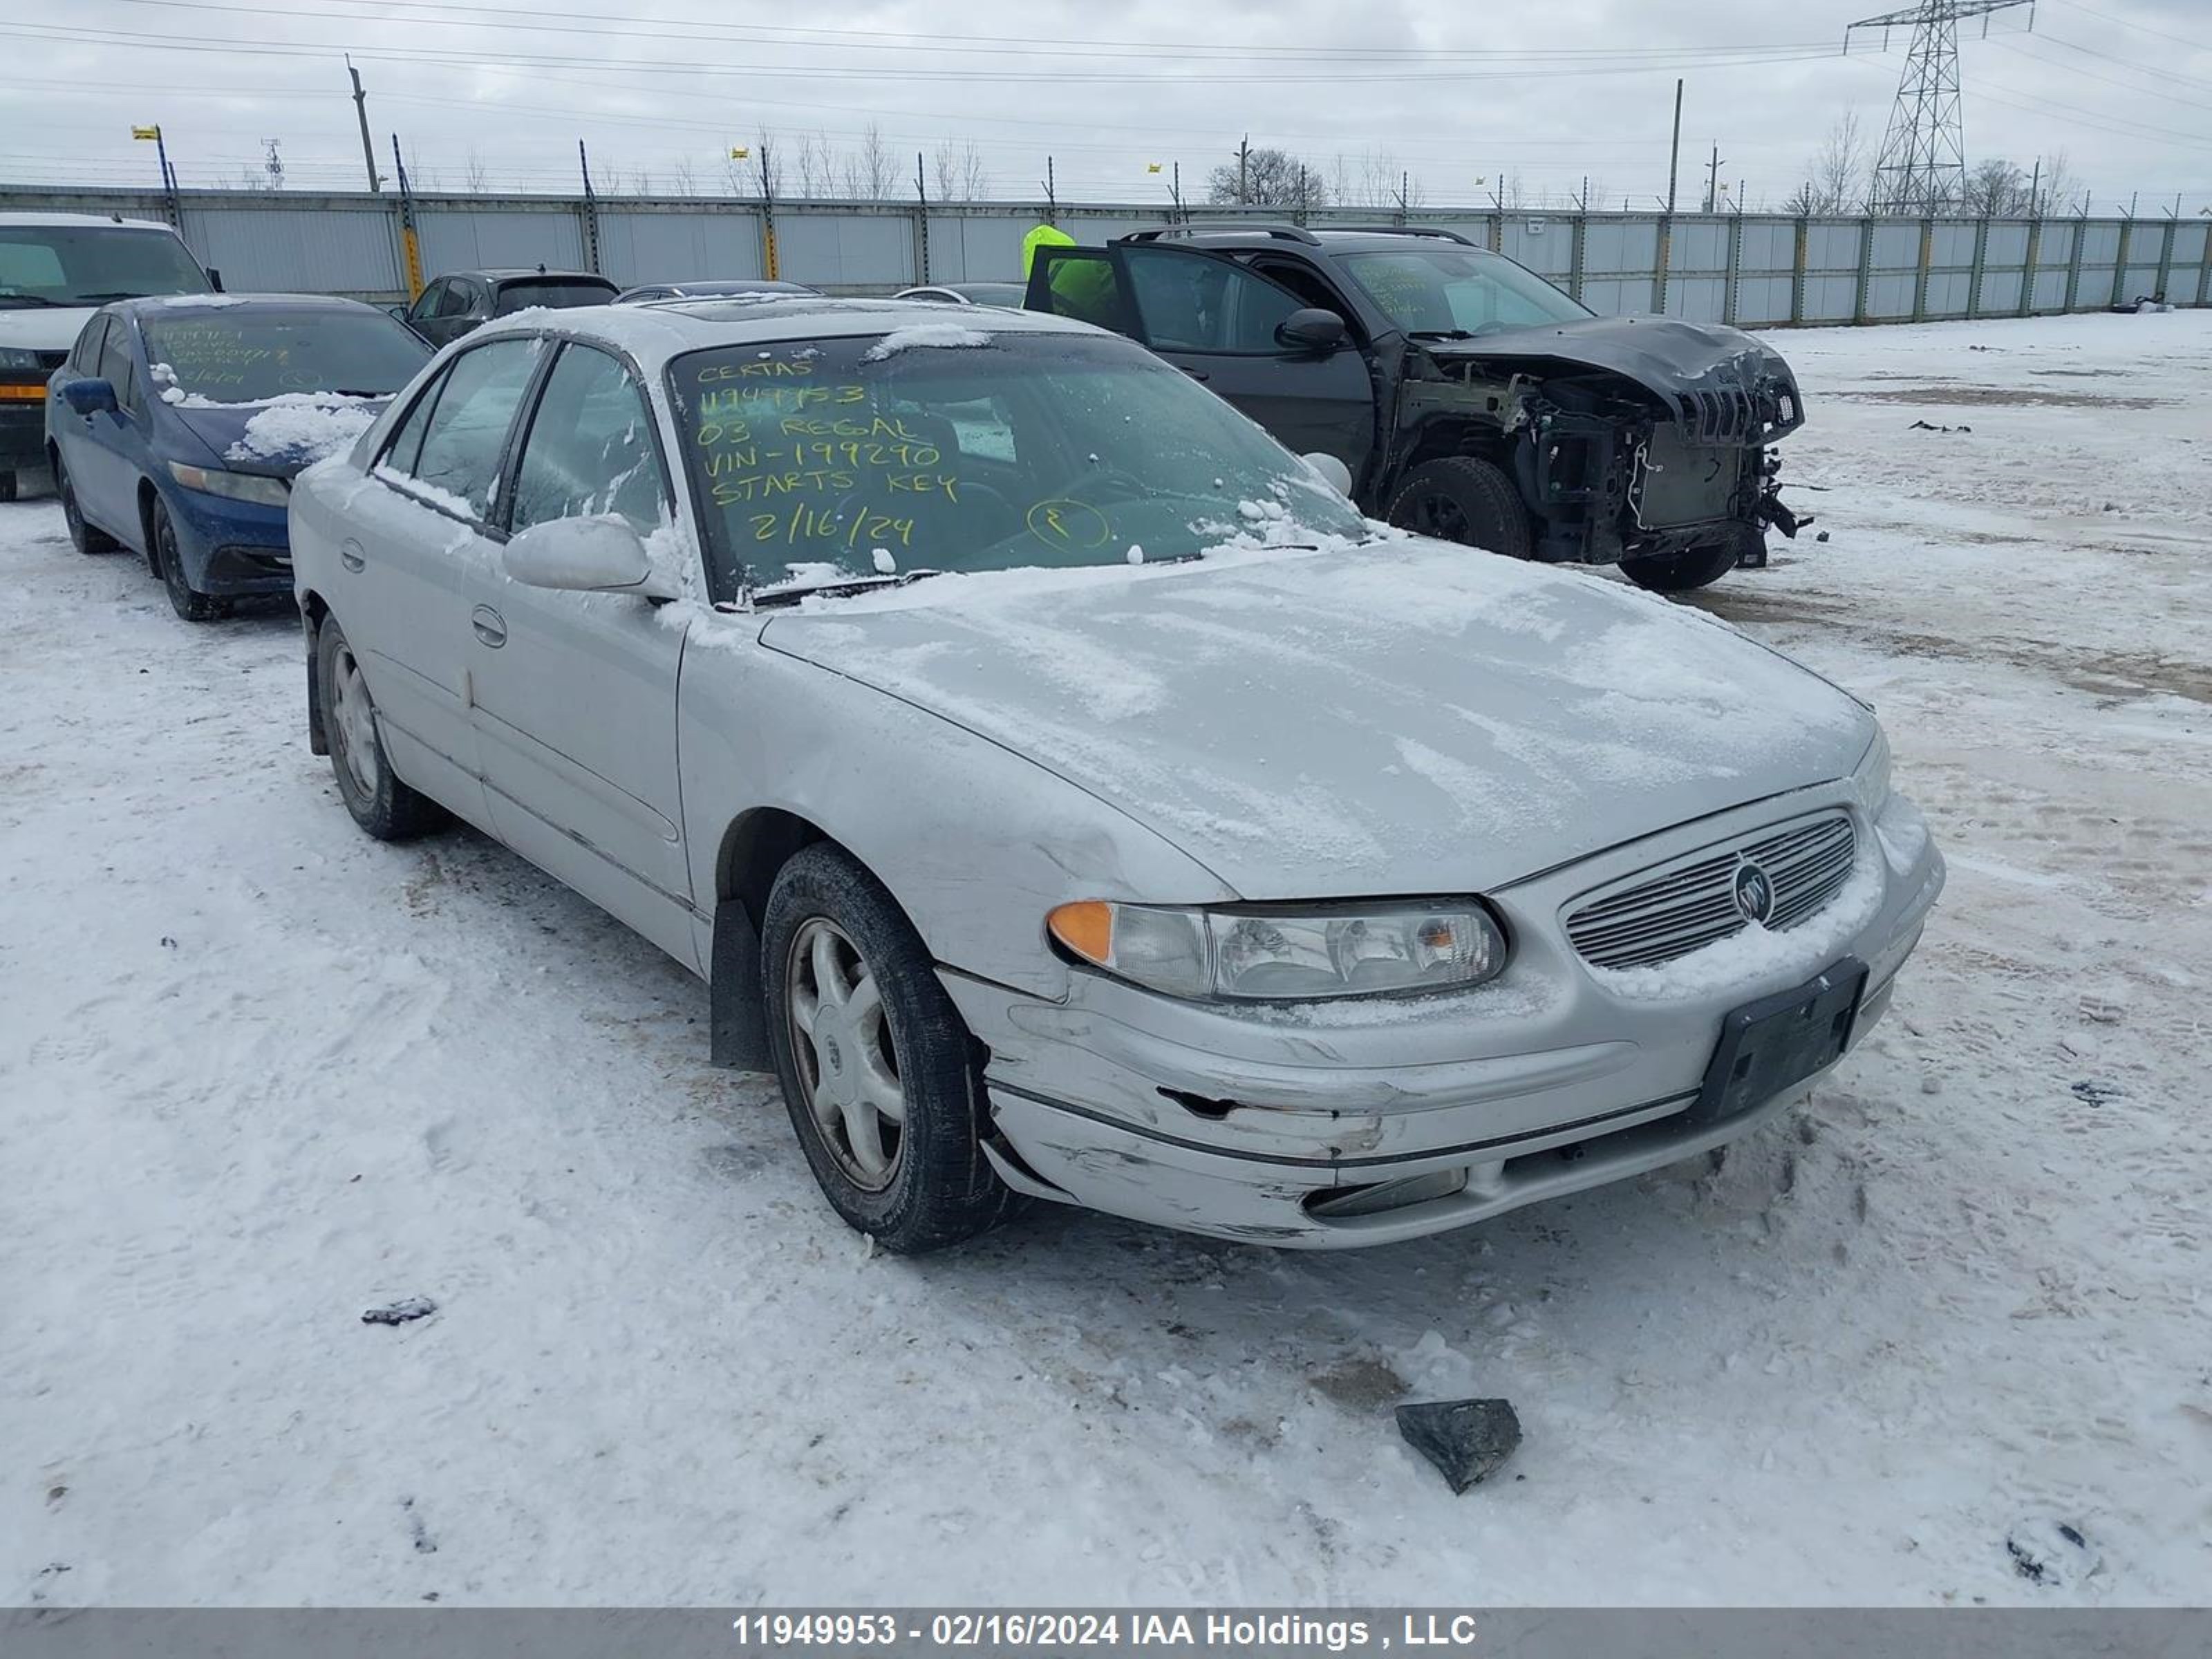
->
1027, 242, 1376, 493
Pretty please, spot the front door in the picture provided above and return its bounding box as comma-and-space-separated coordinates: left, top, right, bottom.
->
1029, 244, 1376, 488
73, 315, 153, 544
463, 339, 695, 964
337, 334, 543, 821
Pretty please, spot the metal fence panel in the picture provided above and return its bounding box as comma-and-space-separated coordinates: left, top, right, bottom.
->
923, 214, 1027, 284
178, 203, 401, 297
415, 204, 585, 274
774, 211, 915, 290
1501, 216, 1572, 276
593, 208, 762, 286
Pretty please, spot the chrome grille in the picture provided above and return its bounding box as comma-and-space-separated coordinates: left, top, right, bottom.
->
1565, 813, 1857, 971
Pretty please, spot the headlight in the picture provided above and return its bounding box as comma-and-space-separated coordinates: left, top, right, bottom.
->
0, 346, 40, 372
1047, 899, 1508, 1002
1853, 727, 1892, 813
167, 461, 289, 507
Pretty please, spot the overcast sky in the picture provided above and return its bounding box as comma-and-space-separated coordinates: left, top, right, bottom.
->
3, 0, 2208, 213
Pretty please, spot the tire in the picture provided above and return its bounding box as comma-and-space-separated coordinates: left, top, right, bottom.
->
151, 497, 231, 621
1620, 532, 1752, 594
54, 456, 118, 554
315, 615, 444, 841
1385, 456, 1535, 559
762, 843, 1020, 1253
0, 468, 17, 503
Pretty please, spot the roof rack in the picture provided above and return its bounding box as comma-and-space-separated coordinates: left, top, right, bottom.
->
1325, 224, 1479, 245
1118, 222, 1322, 246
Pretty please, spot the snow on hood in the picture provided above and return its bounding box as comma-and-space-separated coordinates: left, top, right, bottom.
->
221, 395, 384, 469
756, 536, 1874, 900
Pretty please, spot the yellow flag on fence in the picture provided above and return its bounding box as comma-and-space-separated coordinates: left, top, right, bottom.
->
132, 125, 161, 140
729, 146, 750, 160
1145, 162, 1163, 174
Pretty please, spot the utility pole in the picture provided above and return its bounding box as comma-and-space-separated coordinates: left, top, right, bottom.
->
346, 57, 379, 193
1667, 78, 1683, 214
1237, 135, 1250, 207
1705, 144, 1725, 214
1848, 1, 2034, 215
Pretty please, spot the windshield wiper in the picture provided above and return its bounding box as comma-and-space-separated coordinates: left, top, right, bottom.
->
751, 568, 947, 607
0, 294, 59, 308
69, 292, 149, 303
1407, 328, 1475, 340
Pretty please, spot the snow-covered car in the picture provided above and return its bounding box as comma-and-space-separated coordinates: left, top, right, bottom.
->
44, 294, 430, 619
1, 211, 216, 502
287, 295, 1943, 1253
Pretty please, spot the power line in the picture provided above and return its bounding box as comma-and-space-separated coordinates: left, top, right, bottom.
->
2046, 0, 2211, 51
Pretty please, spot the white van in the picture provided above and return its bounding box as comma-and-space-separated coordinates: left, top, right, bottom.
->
0, 212, 215, 500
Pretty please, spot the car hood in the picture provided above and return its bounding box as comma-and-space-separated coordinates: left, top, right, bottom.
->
756, 538, 1873, 900
167, 395, 393, 478
1422, 313, 1794, 403
0, 304, 96, 355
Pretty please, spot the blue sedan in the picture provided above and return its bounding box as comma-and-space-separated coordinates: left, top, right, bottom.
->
44, 294, 431, 620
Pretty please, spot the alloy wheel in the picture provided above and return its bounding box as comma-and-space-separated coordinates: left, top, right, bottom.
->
328, 642, 382, 798
786, 917, 906, 1191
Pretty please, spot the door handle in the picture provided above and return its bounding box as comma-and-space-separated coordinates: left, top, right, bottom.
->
471, 605, 507, 648
1178, 366, 1211, 382
339, 539, 366, 572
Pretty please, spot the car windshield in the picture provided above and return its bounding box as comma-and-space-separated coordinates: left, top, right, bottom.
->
142, 308, 432, 402
0, 225, 209, 307
496, 281, 616, 313
668, 328, 1369, 597
1339, 247, 1588, 337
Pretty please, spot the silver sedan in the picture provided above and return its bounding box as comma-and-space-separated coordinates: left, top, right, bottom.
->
288, 295, 1943, 1252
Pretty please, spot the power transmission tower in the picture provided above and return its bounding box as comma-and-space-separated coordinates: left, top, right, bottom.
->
1847, 0, 2033, 216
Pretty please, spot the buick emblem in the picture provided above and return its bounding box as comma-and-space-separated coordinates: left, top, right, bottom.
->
1734, 860, 1775, 926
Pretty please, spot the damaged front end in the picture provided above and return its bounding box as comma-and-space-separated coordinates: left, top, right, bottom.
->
1416, 317, 1810, 568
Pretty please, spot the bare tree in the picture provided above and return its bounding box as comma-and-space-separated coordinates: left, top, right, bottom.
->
462, 147, 489, 191
2033, 150, 2078, 216
841, 122, 897, 199
1494, 171, 1528, 210
1960, 157, 2031, 217
926, 140, 989, 202
1203, 146, 1330, 208
1783, 111, 1870, 215
788, 130, 834, 198
668, 155, 697, 198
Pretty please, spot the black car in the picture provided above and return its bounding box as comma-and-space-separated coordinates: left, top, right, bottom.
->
1025, 224, 1808, 592
395, 267, 619, 348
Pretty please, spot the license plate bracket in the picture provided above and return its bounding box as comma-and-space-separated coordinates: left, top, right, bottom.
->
1690, 957, 1868, 1126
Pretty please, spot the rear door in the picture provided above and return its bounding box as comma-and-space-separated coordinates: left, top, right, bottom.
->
462, 338, 695, 962
335, 333, 545, 821
1028, 244, 1374, 485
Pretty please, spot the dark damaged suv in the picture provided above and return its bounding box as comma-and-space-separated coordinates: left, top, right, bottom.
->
1026, 224, 1807, 592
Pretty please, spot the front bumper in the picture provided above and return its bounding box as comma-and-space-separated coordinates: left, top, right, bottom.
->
1, 400, 44, 471
944, 783, 1943, 1248
162, 482, 294, 597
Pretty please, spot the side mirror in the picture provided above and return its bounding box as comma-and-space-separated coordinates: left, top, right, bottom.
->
206, 268, 224, 293
384, 303, 411, 323
1301, 451, 1354, 498
503, 515, 679, 600
61, 377, 118, 416
1277, 308, 1348, 353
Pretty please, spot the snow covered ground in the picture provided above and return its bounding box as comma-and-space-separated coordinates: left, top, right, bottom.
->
3, 311, 2208, 1608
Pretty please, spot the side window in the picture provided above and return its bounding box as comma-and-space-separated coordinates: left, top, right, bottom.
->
1122, 248, 1303, 355
407, 279, 445, 322
388, 338, 541, 518
1250, 258, 1360, 331
71, 315, 110, 374
1031, 251, 1131, 336
378, 362, 451, 476
508, 344, 668, 533
96, 324, 138, 411
434, 280, 476, 320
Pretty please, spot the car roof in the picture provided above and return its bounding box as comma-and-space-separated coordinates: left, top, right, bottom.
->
470, 294, 1097, 365
114, 292, 386, 319
0, 211, 179, 233
474, 268, 617, 283
1114, 225, 1490, 257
